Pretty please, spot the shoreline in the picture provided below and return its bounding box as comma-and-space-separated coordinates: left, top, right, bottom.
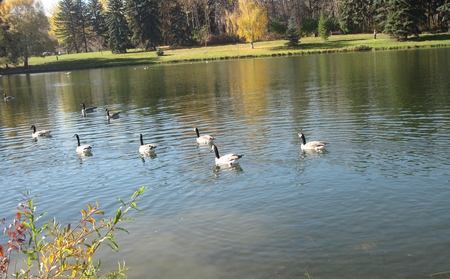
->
1, 33, 449, 76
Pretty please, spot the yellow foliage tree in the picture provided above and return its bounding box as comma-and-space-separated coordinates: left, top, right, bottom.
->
228, 0, 268, 48
0, 0, 55, 67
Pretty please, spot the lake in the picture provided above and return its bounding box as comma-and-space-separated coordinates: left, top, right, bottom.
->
1, 48, 450, 278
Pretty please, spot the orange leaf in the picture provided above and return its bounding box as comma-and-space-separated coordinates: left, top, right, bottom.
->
0, 245, 4, 256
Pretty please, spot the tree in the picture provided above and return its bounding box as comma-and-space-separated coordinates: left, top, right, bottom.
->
340, 0, 375, 33
54, 0, 84, 53
229, 0, 268, 48
125, 0, 162, 51
105, 0, 130, 53
87, 0, 107, 51
301, 18, 318, 36
437, 0, 450, 31
383, 0, 426, 41
0, 0, 55, 68
318, 13, 329, 42
286, 16, 300, 46
162, 1, 195, 46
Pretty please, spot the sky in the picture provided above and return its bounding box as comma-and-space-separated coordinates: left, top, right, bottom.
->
42, 0, 58, 13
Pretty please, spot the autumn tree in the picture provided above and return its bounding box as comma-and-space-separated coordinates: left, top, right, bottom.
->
229, 0, 268, 48
0, 0, 55, 67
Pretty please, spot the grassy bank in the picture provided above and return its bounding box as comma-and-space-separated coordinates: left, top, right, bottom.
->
1, 33, 450, 75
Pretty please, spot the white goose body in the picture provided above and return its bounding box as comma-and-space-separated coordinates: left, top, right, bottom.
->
194, 127, 215, 145
4, 93, 14, 101
106, 109, 121, 120
81, 103, 97, 116
30, 125, 52, 138
73, 134, 92, 154
211, 144, 243, 166
139, 134, 157, 155
298, 133, 327, 151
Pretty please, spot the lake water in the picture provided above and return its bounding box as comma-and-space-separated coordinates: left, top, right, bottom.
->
1, 48, 450, 278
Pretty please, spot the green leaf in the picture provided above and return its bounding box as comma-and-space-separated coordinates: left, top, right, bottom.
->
114, 208, 122, 224
115, 227, 130, 234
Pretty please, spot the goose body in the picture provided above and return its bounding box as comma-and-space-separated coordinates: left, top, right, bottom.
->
81, 103, 97, 115
3, 93, 14, 101
194, 127, 215, 145
30, 125, 52, 138
106, 109, 121, 120
139, 134, 157, 155
73, 134, 92, 154
298, 133, 327, 151
211, 144, 243, 166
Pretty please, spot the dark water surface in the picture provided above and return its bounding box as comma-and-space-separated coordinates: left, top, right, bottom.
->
1, 48, 450, 278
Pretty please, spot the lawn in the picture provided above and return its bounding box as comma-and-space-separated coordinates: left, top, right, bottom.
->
2, 32, 450, 75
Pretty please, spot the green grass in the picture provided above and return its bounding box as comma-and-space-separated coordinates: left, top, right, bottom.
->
2, 33, 450, 75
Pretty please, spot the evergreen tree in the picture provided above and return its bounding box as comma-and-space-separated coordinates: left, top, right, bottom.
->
301, 18, 318, 37
77, 0, 90, 53
164, 2, 195, 46
318, 13, 329, 42
383, 0, 426, 41
105, 0, 130, 53
340, 0, 374, 33
437, 0, 450, 31
55, 0, 82, 53
286, 17, 300, 46
126, 0, 162, 51
87, 0, 107, 51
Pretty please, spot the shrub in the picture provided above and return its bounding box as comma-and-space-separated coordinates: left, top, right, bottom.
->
156, 48, 164, 56
0, 187, 145, 278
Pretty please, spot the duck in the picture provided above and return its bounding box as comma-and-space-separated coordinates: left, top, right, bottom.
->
30, 125, 52, 138
211, 144, 243, 166
73, 134, 92, 154
194, 127, 215, 145
139, 134, 157, 155
3, 93, 14, 101
81, 103, 97, 116
105, 108, 121, 120
298, 132, 327, 151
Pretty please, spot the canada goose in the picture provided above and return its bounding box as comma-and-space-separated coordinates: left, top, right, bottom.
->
105, 108, 121, 120
211, 144, 243, 166
298, 132, 327, 151
194, 127, 215, 145
3, 93, 14, 101
139, 134, 157, 155
30, 125, 51, 138
81, 103, 97, 115
73, 134, 92, 154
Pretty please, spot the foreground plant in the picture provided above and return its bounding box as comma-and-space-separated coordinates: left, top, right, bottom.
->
0, 186, 145, 278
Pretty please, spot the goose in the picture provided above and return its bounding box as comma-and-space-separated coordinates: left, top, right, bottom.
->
30, 125, 52, 138
139, 134, 157, 155
81, 103, 97, 115
211, 144, 243, 166
3, 93, 14, 101
106, 108, 121, 120
298, 132, 327, 151
194, 127, 215, 145
73, 134, 92, 154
